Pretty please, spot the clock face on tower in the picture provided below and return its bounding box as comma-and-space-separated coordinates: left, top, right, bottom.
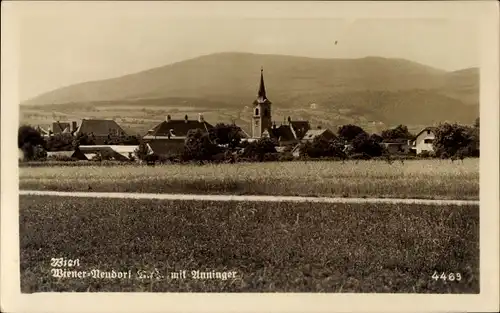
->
255, 120, 259, 126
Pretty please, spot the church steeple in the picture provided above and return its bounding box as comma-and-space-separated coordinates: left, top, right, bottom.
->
251, 67, 272, 138
254, 67, 271, 105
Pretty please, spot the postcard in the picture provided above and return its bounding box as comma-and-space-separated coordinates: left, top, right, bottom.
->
2, 1, 499, 312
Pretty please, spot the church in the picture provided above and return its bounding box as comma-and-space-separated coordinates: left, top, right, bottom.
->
250, 68, 312, 146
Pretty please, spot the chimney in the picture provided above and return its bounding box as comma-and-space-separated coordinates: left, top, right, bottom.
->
71, 121, 77, 133
287, 116, 291, 124
185, 114, 188, 123
272, 121, 276, 130
166, 115, 171, 122
198, 113, 204, 123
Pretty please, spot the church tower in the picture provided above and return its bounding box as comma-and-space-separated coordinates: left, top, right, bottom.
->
252, 67, 272, 138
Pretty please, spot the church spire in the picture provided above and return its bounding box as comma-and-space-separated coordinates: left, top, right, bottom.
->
253, 67, 271, 105
258, 67, 266, 98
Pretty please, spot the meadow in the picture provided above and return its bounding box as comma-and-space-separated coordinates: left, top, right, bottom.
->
19, 159, 479, 200
19, 195, 479, 293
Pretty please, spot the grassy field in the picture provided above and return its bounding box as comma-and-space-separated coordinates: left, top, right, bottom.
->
19, 159, 479, 200
19, 195, 479, 293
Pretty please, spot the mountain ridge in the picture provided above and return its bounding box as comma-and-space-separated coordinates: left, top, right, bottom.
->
22, 52, 477, 106
20, 52, 479, 133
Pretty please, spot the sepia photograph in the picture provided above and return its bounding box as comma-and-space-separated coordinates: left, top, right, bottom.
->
1, 1, 499, 312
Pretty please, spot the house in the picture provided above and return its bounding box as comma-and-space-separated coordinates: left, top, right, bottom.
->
146, 140, 185, 158
75, 119, 128, 144
46, 150, 88, 160
143, 114, 213, 141
301, 127, 336, 142
410, 127, 436, 155
289, 127, 336, 157
260, 118, 312, 146
381, 139, 412, 154
78, 145, 143, 161
51, 121, 78, 135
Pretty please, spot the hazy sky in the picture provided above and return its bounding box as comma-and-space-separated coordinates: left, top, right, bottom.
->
11, 1, 479, 101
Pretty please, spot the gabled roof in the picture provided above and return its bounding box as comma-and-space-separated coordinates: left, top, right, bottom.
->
78, 145, 136, 161
268, 125, 297, 142
146, 119, 213, 138
289, 120, 311, 139
52, 122, 70, 134
413, 126, 437, 139
76, 119, 127, 137
147, 139, 185, 156
302, 128, 330, 140
237, 127, 250, 139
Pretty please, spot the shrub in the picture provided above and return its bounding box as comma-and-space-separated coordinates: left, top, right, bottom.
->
48, 155, 75, 162
134, 142, 151, 161
279, 152, 295, 162
242, 138, 277, 161
262, 153, 280, 162
419, 151, 435, 158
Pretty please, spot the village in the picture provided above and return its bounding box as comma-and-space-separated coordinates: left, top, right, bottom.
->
21, 68, 474, 163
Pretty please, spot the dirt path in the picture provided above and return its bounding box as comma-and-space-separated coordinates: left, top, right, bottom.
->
19, 190, 479, 206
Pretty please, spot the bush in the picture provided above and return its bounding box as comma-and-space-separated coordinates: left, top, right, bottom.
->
262, 153, 280, 162
418, 151, 435, 158
48, 155, 75, 162
242, 138, 277, 161
279, 152, 295, 162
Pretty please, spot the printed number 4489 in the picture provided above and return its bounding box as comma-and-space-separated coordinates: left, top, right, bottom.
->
432, 271, 462, 281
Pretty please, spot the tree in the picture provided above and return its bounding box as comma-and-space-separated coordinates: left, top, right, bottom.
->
433, 123, 473, 158
370, 133, 383, 144
184, 129, 221, 161
337, 124, 367, 142
473, 117, 479, 128
352, 132, 384, 157
44, 133, 74, 151
467, 120, 479, 157
381, 124, 414, 141
18, 125, 44, 149
71, 132, 96, 150
209, 123, 243, 149
300, 137, 346, 159
18, 125, 46, 160
134, 141, 151, 161
242, 138, 277, 161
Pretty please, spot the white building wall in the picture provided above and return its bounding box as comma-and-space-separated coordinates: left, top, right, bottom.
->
415, 130, 435, 154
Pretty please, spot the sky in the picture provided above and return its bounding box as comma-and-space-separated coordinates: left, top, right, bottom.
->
10, 1, 480, 101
